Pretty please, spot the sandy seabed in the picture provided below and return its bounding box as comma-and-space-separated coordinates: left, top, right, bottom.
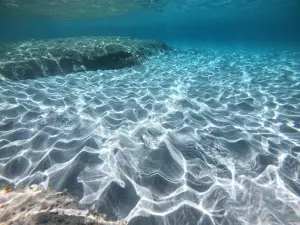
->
1, 46, 300, 224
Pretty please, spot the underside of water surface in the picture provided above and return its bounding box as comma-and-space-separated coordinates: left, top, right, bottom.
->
0, 1, 300, 225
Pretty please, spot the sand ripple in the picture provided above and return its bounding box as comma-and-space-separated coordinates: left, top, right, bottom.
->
0, 46, 300, 225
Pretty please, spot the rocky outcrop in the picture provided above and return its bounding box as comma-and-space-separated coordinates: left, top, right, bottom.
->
0, 186, 126, 225
0, 36, 170, 80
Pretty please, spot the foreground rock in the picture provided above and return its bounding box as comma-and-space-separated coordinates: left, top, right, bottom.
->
0, 186, 126, 225
0, 36, 170, 80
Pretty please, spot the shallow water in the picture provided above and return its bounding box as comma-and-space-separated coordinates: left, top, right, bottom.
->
1, 0, 300, 224
1, 45, 300, 224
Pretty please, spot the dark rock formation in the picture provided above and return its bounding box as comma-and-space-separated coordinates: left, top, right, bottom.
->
0, 36, 170, 80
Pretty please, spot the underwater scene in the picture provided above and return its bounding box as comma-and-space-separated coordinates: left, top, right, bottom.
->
0, 1, 300, 224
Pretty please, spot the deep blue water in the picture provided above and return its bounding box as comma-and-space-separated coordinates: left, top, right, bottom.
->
0, 1, 300, 225
1, 0, 300, 43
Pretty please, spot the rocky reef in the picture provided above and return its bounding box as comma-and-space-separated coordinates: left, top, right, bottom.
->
0, 36, 170, 80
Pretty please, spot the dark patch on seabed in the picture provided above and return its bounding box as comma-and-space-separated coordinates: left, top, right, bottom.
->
0, 37, 170, 80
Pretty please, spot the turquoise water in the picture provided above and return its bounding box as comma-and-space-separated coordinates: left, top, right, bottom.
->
0, 1, 300, 225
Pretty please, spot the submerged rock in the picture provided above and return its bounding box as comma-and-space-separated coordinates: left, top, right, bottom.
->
0, 36, 170, 80
0, 186, 126, 225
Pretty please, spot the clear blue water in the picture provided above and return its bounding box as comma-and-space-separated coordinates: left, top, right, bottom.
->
0, 1, 300, 225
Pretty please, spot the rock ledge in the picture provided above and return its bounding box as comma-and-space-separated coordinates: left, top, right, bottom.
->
0, 36, 170, 80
